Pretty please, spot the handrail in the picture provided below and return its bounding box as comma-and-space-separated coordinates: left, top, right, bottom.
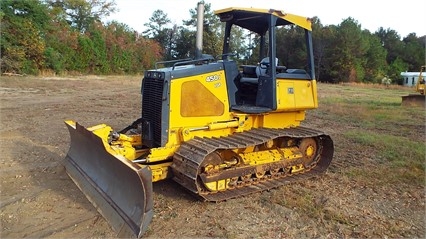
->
154, 58, 192, 69
172, 55, 215, 70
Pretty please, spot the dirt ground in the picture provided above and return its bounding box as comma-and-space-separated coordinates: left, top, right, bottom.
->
0, 75, 424, 238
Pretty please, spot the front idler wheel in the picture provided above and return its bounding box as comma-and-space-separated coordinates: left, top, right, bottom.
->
299, 137, 318, 168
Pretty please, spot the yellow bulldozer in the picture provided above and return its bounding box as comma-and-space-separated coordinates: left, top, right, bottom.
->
401, 65, 426, 107
64, 6, 334, 238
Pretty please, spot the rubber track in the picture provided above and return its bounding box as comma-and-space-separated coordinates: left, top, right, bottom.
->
171, 126, 334, 202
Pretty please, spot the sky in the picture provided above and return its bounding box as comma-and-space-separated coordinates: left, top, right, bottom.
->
105, 0, 426, 38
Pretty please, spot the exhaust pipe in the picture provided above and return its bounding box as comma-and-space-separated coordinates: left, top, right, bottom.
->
195, 2, 204, 59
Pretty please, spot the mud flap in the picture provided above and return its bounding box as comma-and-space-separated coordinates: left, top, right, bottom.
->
64, 122, 153, 238
402, 94, 426, 107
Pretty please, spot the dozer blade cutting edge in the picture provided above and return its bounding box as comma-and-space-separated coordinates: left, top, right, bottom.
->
63, 121, 153, 238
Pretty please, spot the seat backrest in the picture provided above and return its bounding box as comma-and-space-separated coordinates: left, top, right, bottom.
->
256, 57, 278, 77
242, 65, 257, 77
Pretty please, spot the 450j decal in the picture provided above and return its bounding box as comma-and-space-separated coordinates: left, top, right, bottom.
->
205, 74, 220, 82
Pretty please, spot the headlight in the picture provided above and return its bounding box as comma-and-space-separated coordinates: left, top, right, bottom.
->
145, 71, 164, 80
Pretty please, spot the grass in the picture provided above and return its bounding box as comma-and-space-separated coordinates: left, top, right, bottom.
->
344, 130, 424, 164
344, 130, 425, 185
316, 82, 425, 186
279, 82, 426, 234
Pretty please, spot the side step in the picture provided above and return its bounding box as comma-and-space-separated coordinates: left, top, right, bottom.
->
64, 121, 153, 238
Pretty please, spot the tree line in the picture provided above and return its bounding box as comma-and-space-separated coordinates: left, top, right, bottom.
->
1, 0, 161, 75
1, 0, 425, 83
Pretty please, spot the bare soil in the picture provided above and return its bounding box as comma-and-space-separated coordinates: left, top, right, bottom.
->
1, 76, 424, 238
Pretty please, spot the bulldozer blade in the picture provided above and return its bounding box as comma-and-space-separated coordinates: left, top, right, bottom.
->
401, 94, 426, 107
64, 122, 153, 238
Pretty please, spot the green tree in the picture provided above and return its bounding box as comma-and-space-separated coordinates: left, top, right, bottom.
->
312, 18, 337, 82
88, 23, 109, 73
1, 0, 50, 74
143, 9, 170, 38
375, 27, 404, 65
389, 57, 408, 84
362, 30, 387, 82
174, 26, 194, 59
43, 3, 79, 74
228, 25, 247, 63
45, 0, 117, 32
104, 21, 132, 73
74, 34, 94, 72
374, 28, 425, 79
104, 21, 162, 73
183, 1, 222, 58
276, 25, 308, 69
329, 18, 369, 82
401, 33, 425, 71
143, 9, 170, 59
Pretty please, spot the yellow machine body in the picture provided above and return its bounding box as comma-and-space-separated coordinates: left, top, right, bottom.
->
63, 6, 334, 238
65, 74, 318, 182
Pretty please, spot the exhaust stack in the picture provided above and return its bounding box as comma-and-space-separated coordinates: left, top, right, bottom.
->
195, 2, 204, 59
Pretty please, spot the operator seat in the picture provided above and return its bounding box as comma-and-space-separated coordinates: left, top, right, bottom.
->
256, 57, 278, 77
239, 57, 278, 84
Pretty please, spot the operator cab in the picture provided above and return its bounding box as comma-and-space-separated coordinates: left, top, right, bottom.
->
215, 7, 315, 113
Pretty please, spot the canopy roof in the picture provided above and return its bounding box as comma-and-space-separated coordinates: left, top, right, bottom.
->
214, 7, 312, 34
